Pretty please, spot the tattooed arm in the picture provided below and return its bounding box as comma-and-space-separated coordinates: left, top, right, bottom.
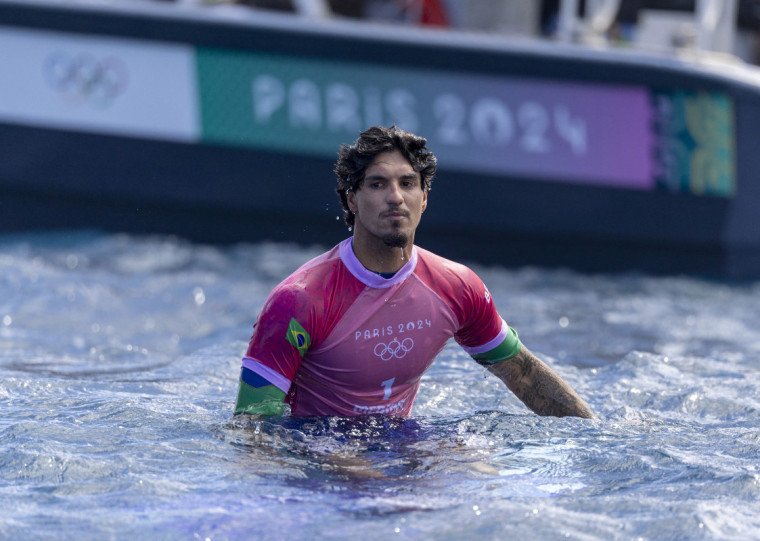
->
487, 346, 595, 419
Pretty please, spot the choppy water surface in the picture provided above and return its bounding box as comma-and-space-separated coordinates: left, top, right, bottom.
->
1, 232, 759, 540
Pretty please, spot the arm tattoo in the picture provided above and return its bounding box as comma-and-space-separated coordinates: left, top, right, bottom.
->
487, 347, 595, 419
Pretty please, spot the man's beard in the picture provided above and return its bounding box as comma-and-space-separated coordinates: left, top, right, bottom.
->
382, 232, 409, 248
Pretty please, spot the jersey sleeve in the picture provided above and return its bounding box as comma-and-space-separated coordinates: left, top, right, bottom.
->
244, 282, 315, 392
453, 267, 522, 365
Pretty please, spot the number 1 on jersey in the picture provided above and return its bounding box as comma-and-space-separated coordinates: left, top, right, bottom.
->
381, 377, 395, 401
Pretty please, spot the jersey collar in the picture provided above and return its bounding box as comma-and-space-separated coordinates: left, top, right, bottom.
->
338, 237, 418, 289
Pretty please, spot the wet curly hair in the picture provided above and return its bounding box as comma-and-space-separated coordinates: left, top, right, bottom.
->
334, 125, 437, 228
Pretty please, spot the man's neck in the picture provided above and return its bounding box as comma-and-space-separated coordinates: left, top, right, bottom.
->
351, 234, 414, 274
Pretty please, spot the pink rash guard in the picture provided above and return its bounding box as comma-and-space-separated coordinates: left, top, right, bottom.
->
242, 238, 518, 417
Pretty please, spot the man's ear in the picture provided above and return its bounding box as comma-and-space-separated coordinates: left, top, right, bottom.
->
347, 189, 358, 213
421, 190, 428, 213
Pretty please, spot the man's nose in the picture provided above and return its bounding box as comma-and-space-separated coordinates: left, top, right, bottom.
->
386, 182, 404, 204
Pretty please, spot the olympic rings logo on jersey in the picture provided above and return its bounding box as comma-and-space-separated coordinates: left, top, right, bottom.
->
43, 52, 129, 108
373, 338, 414, 361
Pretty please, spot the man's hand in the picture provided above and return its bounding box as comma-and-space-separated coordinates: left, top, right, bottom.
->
487, 347, 595, 419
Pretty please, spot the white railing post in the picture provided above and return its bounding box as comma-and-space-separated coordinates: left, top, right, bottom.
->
557, 0, 579, 42
291, 0, 331, 19
695, 0, 738, 54
558, 0, 621, 43
586, 0, 621, 35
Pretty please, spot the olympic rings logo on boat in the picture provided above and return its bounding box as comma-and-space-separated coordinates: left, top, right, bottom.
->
374, 338, 414, 361
43, 52, 129, 108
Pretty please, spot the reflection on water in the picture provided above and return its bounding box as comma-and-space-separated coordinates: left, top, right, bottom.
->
1, 232, 759, 540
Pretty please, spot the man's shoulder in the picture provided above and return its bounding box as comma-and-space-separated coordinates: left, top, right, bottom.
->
413, 245, 493, 325
295, 242, 343, 271
276, 244, 346, 291
268, 241, 359, 308
415, 245, 477, 282
259, 241, 362, 337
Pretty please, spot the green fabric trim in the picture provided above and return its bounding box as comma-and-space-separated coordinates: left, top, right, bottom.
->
234, 379, 286, 416
471, 326, 523, 366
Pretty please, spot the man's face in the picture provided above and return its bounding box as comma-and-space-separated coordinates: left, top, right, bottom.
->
347, 150, 427, 249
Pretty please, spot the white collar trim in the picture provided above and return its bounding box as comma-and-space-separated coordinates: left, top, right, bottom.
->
338, 237, 417, 289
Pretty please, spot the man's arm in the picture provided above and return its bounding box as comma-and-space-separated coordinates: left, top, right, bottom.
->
234, 367, 287, 416
487, 346, 595, 419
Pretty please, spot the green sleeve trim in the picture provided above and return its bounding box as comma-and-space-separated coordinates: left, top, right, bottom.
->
234, 379, 287, 416
471, 326, 523, 366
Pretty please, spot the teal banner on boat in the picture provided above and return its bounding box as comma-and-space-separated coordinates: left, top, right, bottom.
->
652, 90, 736, 197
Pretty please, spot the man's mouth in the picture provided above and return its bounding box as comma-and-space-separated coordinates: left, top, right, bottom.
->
382, 210, 409, 219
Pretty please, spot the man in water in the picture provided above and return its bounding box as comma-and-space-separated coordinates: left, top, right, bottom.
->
235, 125, 594, 419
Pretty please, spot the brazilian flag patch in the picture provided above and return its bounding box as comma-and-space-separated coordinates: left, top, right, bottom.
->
286, 318, 311, 357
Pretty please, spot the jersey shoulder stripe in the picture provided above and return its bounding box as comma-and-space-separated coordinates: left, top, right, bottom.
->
242, 356, 292, 394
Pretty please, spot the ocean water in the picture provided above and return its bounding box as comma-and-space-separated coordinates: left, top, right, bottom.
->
1, 231, 759, 540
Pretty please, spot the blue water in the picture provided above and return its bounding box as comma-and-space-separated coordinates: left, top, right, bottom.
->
1, 232, 759, 540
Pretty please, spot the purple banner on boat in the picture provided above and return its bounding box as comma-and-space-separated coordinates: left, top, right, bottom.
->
425, 75, 655, 191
